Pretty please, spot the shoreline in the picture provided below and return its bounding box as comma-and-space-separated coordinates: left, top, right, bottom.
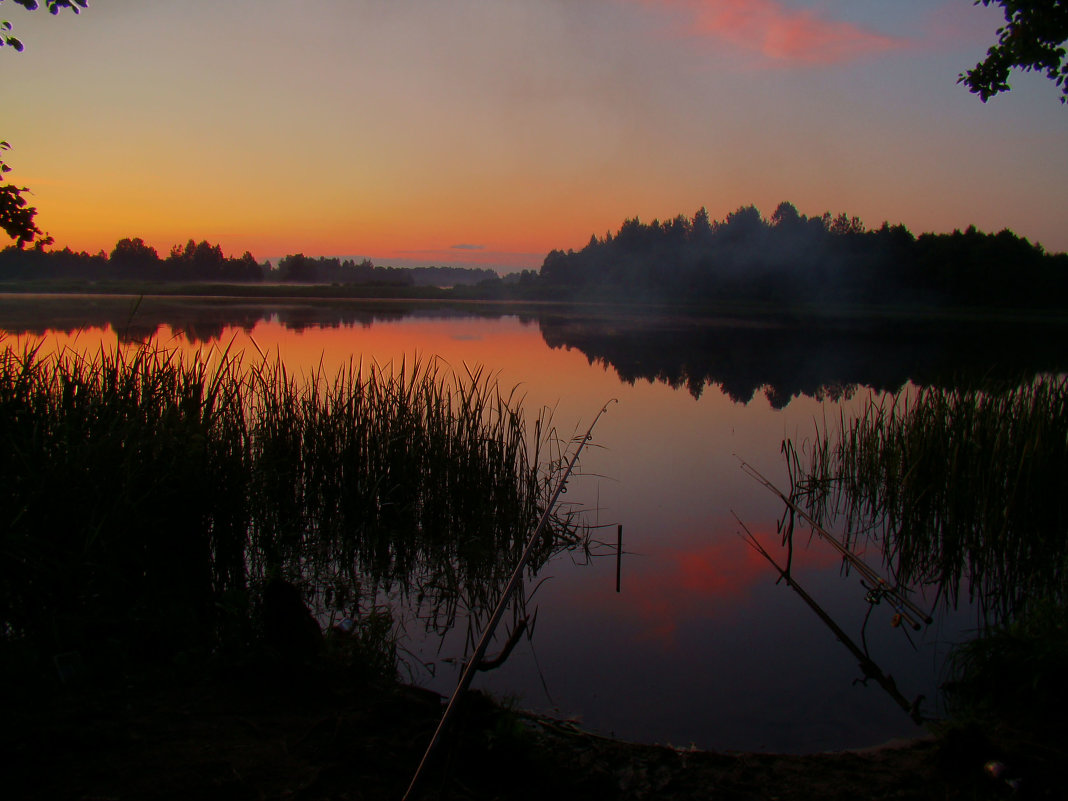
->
5, 668, 1022, 800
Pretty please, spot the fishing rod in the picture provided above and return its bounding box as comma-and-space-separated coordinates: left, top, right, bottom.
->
735, 514, 924, 725
737, 457, 932, 630
402, 398, 618, 801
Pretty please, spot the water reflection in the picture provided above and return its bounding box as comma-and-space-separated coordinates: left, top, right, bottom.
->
3, 295, 1045, 752
6, 297, 1066, 405
740, 523, 925, 726
537, 308, 1068, 405
0, 295, 509, 344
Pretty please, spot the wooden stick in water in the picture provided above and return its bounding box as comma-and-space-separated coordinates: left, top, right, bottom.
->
616, 524, 622, 593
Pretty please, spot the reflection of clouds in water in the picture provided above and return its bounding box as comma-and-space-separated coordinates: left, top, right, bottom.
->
562, 517, 843, 649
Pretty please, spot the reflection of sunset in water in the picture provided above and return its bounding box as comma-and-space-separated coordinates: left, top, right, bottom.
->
5, 307, 970, 754
598, 520, 844, 646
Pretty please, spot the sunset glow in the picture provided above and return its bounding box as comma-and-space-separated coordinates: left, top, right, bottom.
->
1, 0, 1065, 268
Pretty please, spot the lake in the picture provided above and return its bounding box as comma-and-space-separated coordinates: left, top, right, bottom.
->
5, 294, 1064, 754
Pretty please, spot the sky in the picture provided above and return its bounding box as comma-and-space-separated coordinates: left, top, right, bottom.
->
1, 0, 1066, 271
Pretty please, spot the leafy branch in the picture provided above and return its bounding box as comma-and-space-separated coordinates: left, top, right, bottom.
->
1, 1, 85, 246
959, 0, 1068, 104
0, 142, 50, 248
1, 1, 87, 50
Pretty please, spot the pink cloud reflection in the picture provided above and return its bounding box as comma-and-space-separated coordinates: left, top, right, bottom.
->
604, 521, 841, 647
637, 0, 905, 64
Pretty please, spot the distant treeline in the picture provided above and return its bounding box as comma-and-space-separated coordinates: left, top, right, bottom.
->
275, 254, 498, 287
539, 202, 1068, 308
4, 203, 1067, 310
0, 238, 499, 287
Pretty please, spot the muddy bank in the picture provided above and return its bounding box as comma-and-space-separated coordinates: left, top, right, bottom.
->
5, 666, 1047, 801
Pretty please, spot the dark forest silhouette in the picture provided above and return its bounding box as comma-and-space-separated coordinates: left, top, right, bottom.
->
0, 238, 498, 288
0, 238, 265, 282
275, 254, 498, 287
537, 202, 1068, 309
2, 202, 1067, 312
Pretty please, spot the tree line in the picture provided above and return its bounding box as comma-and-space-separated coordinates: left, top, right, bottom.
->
0, 238, 263, 282
538, 202, 1068, 309
0, 237, 499, 287
2, 205, 1066, 311
274, 254, 498, 287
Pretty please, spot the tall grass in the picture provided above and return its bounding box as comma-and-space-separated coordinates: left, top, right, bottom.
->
0, 340, 577, 674
942, 600, 1068, 740
789, 377, 1068, 623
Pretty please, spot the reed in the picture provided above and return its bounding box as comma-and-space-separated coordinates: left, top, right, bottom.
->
0, 340, 578, 675
942, 600, 1068, 738
789, 376, 1068, 623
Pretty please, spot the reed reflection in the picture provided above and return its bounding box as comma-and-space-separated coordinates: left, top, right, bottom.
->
787, 378, 1068, 625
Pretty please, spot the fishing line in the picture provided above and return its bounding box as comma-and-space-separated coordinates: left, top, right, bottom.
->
737, 456, 932, 630
402, 398, 618, 801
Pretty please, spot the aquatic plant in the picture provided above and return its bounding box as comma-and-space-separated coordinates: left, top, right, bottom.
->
0, 339, 579, 675
788, 377, 1068, 623
0, 340, 250, 668
942, 600, 1068, 739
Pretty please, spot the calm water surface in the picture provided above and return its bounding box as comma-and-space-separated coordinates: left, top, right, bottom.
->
7, 296, 1010, 753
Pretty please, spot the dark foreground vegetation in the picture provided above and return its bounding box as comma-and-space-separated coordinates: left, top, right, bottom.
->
1, 342, 1061, 797
792, 377, 1068, 622
0, 341, 576, 682
5, 669, 1030, 801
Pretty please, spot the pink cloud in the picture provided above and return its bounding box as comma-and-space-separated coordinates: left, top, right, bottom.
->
636, 0, 905, 64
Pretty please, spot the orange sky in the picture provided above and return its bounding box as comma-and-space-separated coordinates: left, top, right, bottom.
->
2, 0, 1066, 269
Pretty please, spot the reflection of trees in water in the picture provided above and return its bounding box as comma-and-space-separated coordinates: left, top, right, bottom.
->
0, 297, 516, 344
538, 312, 1068, 405
271, 305, 403, 332
7, 297, 1065, 403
